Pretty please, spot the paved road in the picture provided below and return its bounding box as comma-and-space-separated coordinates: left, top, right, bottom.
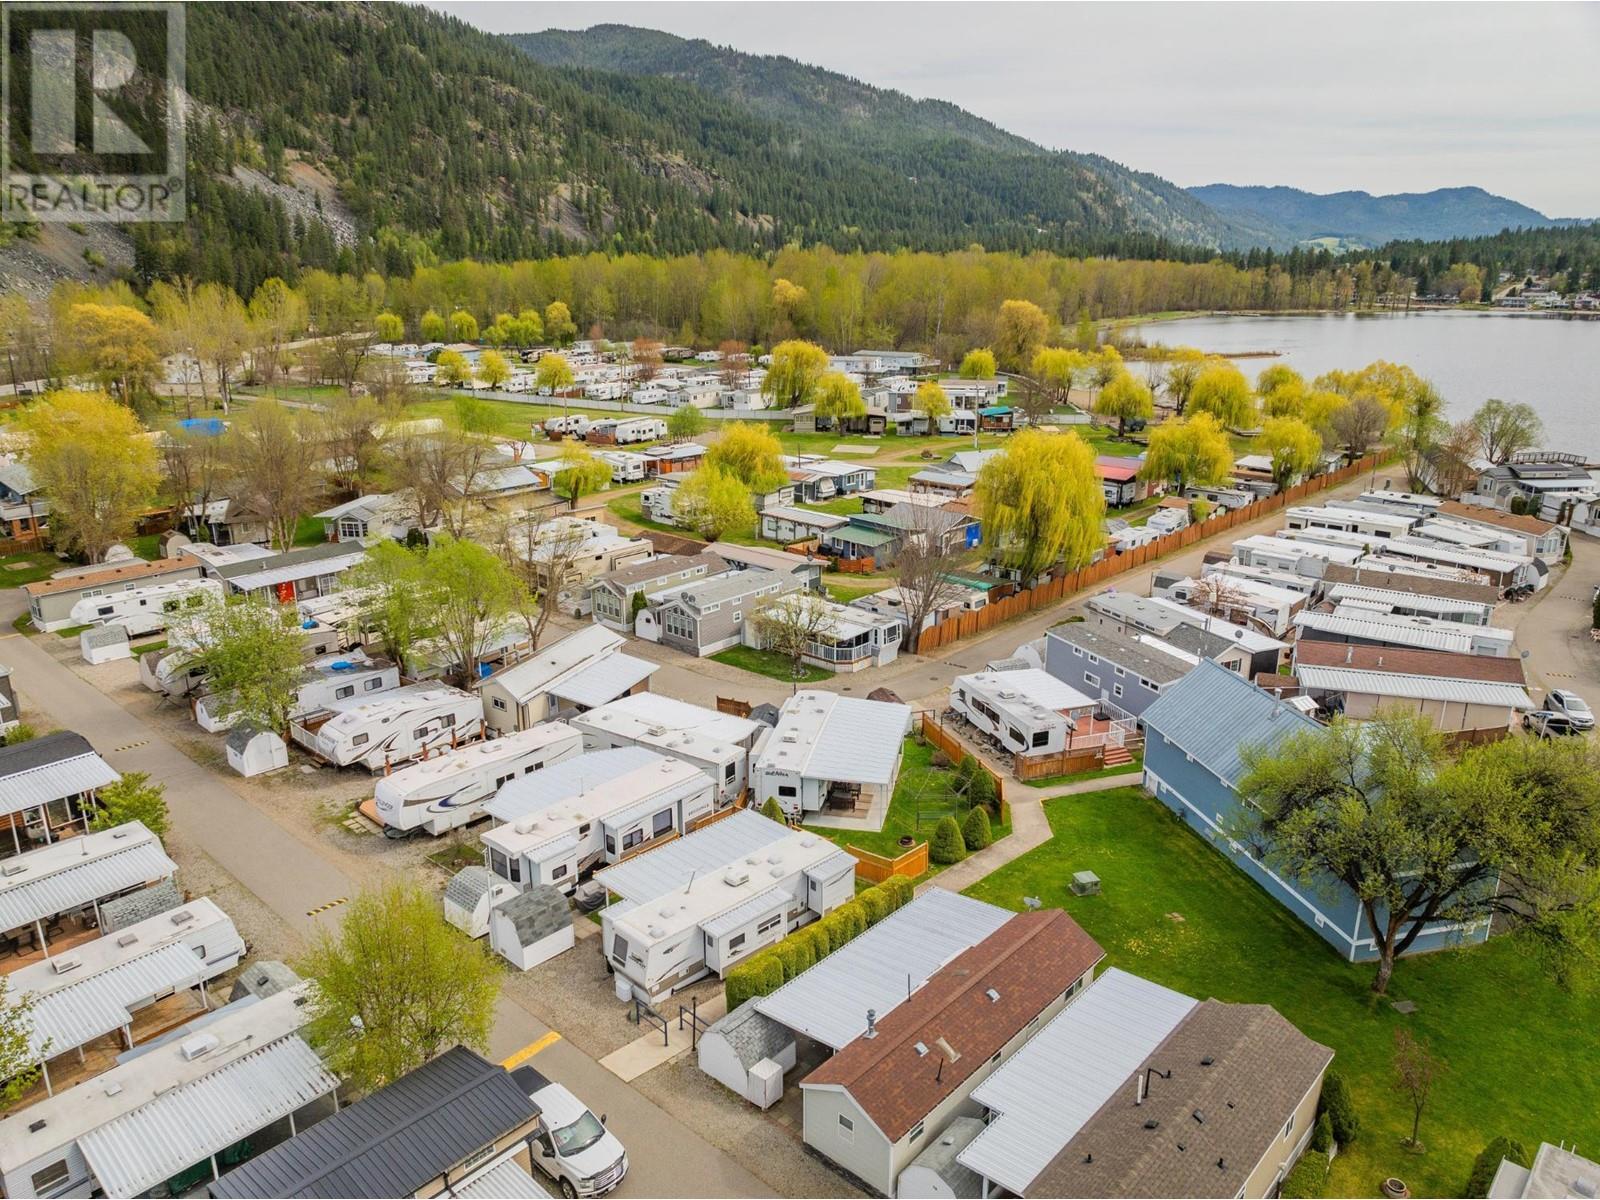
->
0, 632, 772, 1199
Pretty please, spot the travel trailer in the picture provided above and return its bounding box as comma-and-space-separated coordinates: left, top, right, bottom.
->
608, 417, 667, 445
373, 722, 584, 837
291, 684, 485, 771
480, 747, 716, 896
1284, 504, 1417, 540
195, 652, 401, 732
950, 669, 1098, 756
542, 414, 593, 438
598, 451, 648, 483
141, 619, 347, 699
68, 578, 223, 638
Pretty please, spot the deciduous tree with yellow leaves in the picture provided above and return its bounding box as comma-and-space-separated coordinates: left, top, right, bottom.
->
1093, 371, 1155, 439
813, 371, 867, 427
1258, 416, 1325, 490
912, 380, 952, 421
705, 422, 789, 493
762, 340, 830, 409
994, 299, 1049, 374
1186, 362, 1258, 430
1140, 412, 1235, 498
975, 430, 1104, 586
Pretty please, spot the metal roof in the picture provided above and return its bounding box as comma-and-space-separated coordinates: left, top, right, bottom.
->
1296, 665, 1532, 709
805, 847, 856, 883
1323, 582, 1494, 617
450, 1158, 553, 1199
0, 827, 177, 930
595, 810, 790, 904
0, 735, 119, 815
478, 625, 626, 703
222, 548, 368, 592
1141, 659, 1319, 787
23, 941, 208, 1058
1294, 609, 1478, 654
700, 885, 790, 939
756, 691, 913, 787
754, 890, 1012, 1050
485, 745, 662, 823
80, 1035, 338, 1198
546, 651, 659, 709
959, 967, 1198, 1195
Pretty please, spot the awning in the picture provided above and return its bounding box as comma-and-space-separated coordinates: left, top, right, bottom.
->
548, 653, 659, 710
24, 941, 207, 1058
451, 1158, 553, 1199
0, 753, 120, 816
0, 840, 176, 931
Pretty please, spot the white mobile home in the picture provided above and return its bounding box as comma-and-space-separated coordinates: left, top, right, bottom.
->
750, 691, 912, 822
1377, 537, 1533, 590
1348, 489, 1444, 519
570, 692, 765, 806
373, 722, 584, 838
1231, 534, 1364, 577
478, 624, 656, 734
1284, 504, 1417, 540
481, 747, 716, 895
951, 669, 1097, 756
1295, 608, 1515, 657
1201, 559, 1319, 597
68, 578, 223, 638
602, 828, 854, 1003
542, 414, 592, 438
1322, 582, 1496, 627
1156, 574, 1305, 637
196, 652, 400, 733
291, 684, 485, 771
601, 417, 666, 445
1276, 526, 1386, 554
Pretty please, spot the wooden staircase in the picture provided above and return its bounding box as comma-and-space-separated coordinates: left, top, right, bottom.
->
1102, 744, 1135, 768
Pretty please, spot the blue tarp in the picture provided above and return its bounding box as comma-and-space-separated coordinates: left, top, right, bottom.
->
177, 417, 226, 436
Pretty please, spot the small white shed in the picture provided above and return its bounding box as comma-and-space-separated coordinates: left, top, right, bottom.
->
443, 866, 515, 940
225, 726, 288, 777
897, 1116, 986, 1199
697, 999, 797, 1110
488, 885, 574, 971
79, 623, 131, 664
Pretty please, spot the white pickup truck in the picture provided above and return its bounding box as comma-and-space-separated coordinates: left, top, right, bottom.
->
512, 1065, 629, 1198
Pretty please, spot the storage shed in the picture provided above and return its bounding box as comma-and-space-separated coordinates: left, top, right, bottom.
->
79, 624, 131, 665
488, 885, 574, 971
225, 726, 288, 777
443, 866, 515, 940
697, 999, 796, 1110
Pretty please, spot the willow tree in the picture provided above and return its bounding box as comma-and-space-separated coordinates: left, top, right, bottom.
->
1093, 371, 1154, 438
975, 430, 1104, 586
958, 348, 996, 379
1258, 416, 1325, 490
994, 299, 1049, 373
1140, 412, 1234, 497
1186, 361, 1258, 430
762, 340, 830, 409
1159, 347, 1209, 414
813, 371, 867, 426
705, 422, 788, 492
1032, 347, 1087, 405
912, 380, 952, 421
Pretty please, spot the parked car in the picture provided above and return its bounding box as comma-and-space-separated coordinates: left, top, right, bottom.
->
513, 1065, 629, 1198
1524, 710, 1580, 738
1547, 689, 1596, 731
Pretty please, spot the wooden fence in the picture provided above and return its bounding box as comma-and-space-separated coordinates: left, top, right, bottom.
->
844, 841, 929, 883
1013, 740, 1145, 783
912, 454, 1386, 653
919, 712, 1009, 822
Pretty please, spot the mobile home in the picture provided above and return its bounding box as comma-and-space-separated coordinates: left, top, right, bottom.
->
195, 652, 400, 732
1284, 504, 1417, 540
373, 722, 584, 837
950, 669, 1098, 756
291, 684, 485, 771
1231, 534, 1364, 577
1155, 573, 1305, 637
68, 578, 223, 638
542, 414, 592, 438
481, 747, 717, 895
569, 692, 765, 806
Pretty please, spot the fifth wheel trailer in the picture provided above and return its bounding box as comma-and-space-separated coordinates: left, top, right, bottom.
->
290, 684, 485, 771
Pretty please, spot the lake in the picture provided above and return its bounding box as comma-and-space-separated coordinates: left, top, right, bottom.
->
1147, 311, 1600, 458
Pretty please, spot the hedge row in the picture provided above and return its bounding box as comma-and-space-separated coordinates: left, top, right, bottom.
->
1278, 1151, 1329, 1200
724, 873, 915, 1010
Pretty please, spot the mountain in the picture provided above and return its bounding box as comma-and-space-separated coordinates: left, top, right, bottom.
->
1187, 184, 1567, 249
504, 24, 1273, 251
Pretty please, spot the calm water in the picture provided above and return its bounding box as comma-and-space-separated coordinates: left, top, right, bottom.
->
1151, 311, 1600, 457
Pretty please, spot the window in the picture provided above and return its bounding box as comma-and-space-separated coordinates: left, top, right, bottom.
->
30, 1161, 70, 1193
778, 785, 797, 798
365, 677, 384, 691
1114, 666, 1126, 678
1113, 684, 1123, 699
1282, 1114, 1295, 1139
336, 685, 354, 700
724, 762, 736, 781
489, 849, 521, 883
757, 913, 782, 935
551, 863, 568, 880
1141, 678, 1158, 691
1007, 726, 1025, 747
623, 829, 644, 850
96, 605, 112, 617
1084, 672, 1100, 688
838, 1115, 854, 1142
351, 733, 369, 747
1031, 730, 1049, 748
729, 933, 746, 951
492, 697, 507, 711
908, 1121, 925, 1144
652, 809, 673, 837
579, 823, 591, 837
1087, 653, 1099, 665
496, 773, 515, 789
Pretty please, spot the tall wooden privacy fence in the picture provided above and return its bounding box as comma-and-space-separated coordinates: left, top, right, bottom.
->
912, 453, 1385, 653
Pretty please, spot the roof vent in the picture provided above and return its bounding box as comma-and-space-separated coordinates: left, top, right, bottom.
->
50, 954, 82, 975
985, 988, 1000, 1003
116, 932, 139, 948
913, 1040, 928, 1056
104, 1081, 123, 1098
1, 862, 26, 877
1201, 1055, 1215, 1066
1193, 1110, 1205, 1124
169, 909, 195, 927
934, 1037, 960, 1064
28, 1119, 45, 1133
864, 1010, 878, 1040
179, 1033, 220, 1061
1144, 1119, 1160, 1130
723, 866, 750, 887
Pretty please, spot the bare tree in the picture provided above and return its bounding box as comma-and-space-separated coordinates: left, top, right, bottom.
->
1184, 574, 1256, 626
630, 338, 664, 386
496, 507, 594, 650
1393, 1028, 1445, 1151
1331, 394, 1390, 463
321, 395, 392, 496
717, 340, 749, 391
360, 355, 417, 409
895, 507, 967, 652
223, 400, 326, 550
386, 422, 496, 539
161, 422, 226, 541
750, 593, 840, 684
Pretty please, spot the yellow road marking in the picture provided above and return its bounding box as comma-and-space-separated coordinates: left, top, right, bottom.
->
305, 897, 348, 917
502, 1031, 561, 1069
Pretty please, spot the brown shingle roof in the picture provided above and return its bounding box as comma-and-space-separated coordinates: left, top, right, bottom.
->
1438, 500, 1558, 538
801, 909, 1104, 1141
21, 557, 195, 597
1293, 640, 1527, 684
1319, 563, 1501, 606
1033, 1001, 1333, 1199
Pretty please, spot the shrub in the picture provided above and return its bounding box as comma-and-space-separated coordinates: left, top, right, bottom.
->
930, 749, 951, 770
835, 899, 868, 941
1317, 1072, 1360, 1146
962, 806, 993, 851
759, 797, 785, 822
881, 874, 914, 910
724, 960, 764, 1009
799, 922, 829, 960
955, 753, 979, 793
773, 932, 815, 981
930, 816, 967, 864
2, 723, 37, 747
968, 769, 998, 813
90, 771, 169, 837
859, 886, 891, 926
1465, 1137, 1530, 1198
1278, 1151, 1328, 1199
1309, 1112, 1333, 1155
819, 910, 854, 954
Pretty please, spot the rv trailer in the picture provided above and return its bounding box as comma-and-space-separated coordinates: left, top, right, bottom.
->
194, 652, 401, 733
68, 578, 224, 638
373, 722, 584, 837
290, 684, 485, 771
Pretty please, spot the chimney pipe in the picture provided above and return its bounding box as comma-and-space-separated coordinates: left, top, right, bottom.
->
864, 1009, 877, 1039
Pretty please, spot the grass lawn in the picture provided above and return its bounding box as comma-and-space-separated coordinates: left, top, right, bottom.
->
53, 624, 91, 639
292, 515, 327, 547
710, 644, 831, 684
128, 534, 161, 560
799, 496, 865, 517
0, 550, 60, 587
605, 495, 682, 537
1022, 755, 1144, 789
827, 580, 893, 604
965, 787, 1600, 1198
806, 737, 1011, 865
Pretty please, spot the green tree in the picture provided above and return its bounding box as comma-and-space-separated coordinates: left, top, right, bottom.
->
674, 465, 757, 540
1255, 363, 1304, 407
1160, 347, 1209, 415
705, 422, 788, 492
994, 299, 1049, 373
1186, 362, 1257, 429
1237, 712, 1600, 994
423, 534, 532, 683
930, 815, 967, 864
1140, 412, 1234, 497
813, 371, 867, 426
543, 300, 577, 345
448, 309, 479, 342
961, 805, 993, 850
300, 880, 499, 1093
760, 797, 785, 822
1309, 1112, 1333, 1155
62, 303, 162, 405
667, 405, 705, 437
1032, 347, 1087, 405
173, 594, 308, 733
0, 976, 40, 1103
344, 541, 436, 674
911, 380, 952, 421
19, 390, 160, 563
374, 311, 404, 343
975, 429, 1105, 585
1465, 1137, 1530, 1198
434, 349, 472, 387
552, 445, 612, 509
958, 348, 997, 379
1258, 416, 1324, 490
1469, 398, 1543, 464
762, 340, 830, 409
419, 308, 447, 341
750, 593, 839, 681
1093, 370, 1154, 438
534, 352, 575, 395
89, 771, 169, 837
1318, 1072, 1360, 1145
475, 349, 512, 389
224, 399, 325, 550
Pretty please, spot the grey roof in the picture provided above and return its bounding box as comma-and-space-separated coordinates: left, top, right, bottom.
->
0, 831, 177, 930
100, 878, 184, 932
228, 960, 301, 1002
700, 885, 789, 939
224, 725, 267, 755
749, 703, 781, 727
445, 866, 497, 913
81, 624, 130, 649
451, 1158, 553, 1199
210, 1046, 538, 1199
905, 1115, 986, 1199
495, 885, 572, 945
754, 890, 1012, 1050
595, 810, 789, 904
1295, 609, 1479, 654
0, 731, 119, 816
656, 568, 789, 612
213, 539, 359, 580
1048, 625, 1191, 685
82, 1035, 338, 1198
1159, 622, 1239, 662
706, 998, 795, 1070
485, 745, 661, 823
0, 461, 38, 495
1140, 659, 1319, 788
24, 941, 207, 1058
546, 651, 658, 709
759, 692, 913, 787
594, 551, 724, 592
1297, 665, 1532, 709
960, 967, 1198, 1195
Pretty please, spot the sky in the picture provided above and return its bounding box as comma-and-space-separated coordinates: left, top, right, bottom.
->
434, 1, 1600, 217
